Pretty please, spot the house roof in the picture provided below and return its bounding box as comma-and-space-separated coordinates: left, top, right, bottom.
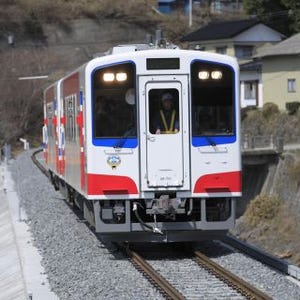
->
181, 19, 260, 42
255, 32, 300, 58
240, 60, 262, 72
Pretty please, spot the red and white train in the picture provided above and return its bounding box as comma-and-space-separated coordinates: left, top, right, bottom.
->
43, 41, 241, 242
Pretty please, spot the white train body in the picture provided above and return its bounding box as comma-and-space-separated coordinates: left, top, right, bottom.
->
43, 45, 241, 242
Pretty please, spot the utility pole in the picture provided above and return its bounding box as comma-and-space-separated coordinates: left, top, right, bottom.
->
189, 0, 192, 27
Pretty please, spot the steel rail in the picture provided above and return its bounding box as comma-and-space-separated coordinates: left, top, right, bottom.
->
194, 251, 272, 300
31, 148, 50, 178
223, 235, 300, 280
31, 150, 275, 300
125, 246, 185, 300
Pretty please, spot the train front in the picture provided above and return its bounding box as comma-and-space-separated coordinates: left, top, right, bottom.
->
84, 49, 241, 242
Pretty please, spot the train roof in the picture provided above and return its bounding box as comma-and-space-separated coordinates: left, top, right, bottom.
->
87, 46, 239, 70
46, 43, 239, 90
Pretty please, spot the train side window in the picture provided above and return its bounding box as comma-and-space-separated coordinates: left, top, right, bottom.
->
65, 94, 77, 142
191, 61, 234, 136
46, 103, 53, 138
92, 62, 136, 139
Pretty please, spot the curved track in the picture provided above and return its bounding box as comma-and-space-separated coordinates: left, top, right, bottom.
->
31, 148, 49, 178
31, 150, 280, 300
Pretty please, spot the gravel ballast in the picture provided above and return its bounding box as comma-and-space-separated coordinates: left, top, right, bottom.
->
196, 241, 300, 300
9, 151, 163, 300
8, 150, 300, 299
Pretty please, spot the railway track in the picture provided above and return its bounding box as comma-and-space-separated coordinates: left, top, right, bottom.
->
193, 250, 271, 300
31, 150, 297, 299
124, 245, 185, 300
31, 148, 49, 178
120, 243, 271, 300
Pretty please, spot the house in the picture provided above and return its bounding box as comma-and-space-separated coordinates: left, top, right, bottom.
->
255, 33, 300, 111
181, 19, 285, 107
156, 0, 243, 15
240, 60, 263, 107
210, 0, 243, 14
157, 0, 176, 14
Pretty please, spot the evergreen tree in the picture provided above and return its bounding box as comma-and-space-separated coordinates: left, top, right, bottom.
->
242, 0, 298, 35
281, 0, 300, 32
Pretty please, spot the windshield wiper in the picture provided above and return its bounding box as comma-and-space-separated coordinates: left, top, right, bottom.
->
113, 127, 136, 148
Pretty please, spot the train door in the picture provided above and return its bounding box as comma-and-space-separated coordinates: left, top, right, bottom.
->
139, 75, 190, 191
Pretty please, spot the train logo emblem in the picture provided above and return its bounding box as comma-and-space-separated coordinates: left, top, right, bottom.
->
107, 155, 121, 169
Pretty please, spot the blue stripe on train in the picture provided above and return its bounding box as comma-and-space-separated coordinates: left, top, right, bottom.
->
92, 138, 138, 148
192, 135, 236, 147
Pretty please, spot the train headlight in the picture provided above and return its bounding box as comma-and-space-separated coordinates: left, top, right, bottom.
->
116, 72, 127, 82
103, 73, 115, 82
198, 71, 210, 80
211, 71, 222, 80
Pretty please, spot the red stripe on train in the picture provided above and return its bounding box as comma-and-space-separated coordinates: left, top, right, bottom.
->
87, 174, 138, 195
193, 171, 241, 193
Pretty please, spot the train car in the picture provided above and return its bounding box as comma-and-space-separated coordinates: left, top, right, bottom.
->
43, 41, 241, 242
43, 81, 61, 173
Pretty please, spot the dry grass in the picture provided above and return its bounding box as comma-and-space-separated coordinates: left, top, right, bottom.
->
0, 0, 196, 43
261, 102, 279, 120
244, 194, 281, 227
2, 0, 238, 44
237, 194, 300, 266
287, 155, 300, 183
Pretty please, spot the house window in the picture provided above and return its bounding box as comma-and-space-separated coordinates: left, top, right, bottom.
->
234, 45, 253, 59
288, 79, 296, 93
244, 81, 258, 100
215, 46, 227, 54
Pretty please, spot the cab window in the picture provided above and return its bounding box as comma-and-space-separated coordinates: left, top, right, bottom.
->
92, 62, 136, 139
191, 61, 234, 136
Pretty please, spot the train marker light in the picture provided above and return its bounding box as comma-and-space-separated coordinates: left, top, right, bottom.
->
198, 71, 209, 80
116, 72, 127, 82
103, 73, 115, 82
211, 71, 222, 80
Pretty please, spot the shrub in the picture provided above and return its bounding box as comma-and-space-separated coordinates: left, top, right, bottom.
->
23, 13, 44, 40
241, 106, 257, 121
288, 159, 300, 183
241, 108, 265, 136
286, 102, 300, 115
245, 194, 281, 226
262, 102, 279, 119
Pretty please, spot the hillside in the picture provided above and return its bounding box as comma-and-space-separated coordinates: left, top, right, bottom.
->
0, 0, 214, 147
232, 151, 300, 266
233, 105, 300, 266
0, 0, 195, 43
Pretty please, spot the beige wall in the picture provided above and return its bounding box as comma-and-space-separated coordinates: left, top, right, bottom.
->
188, 40, 235, 56
188, 40, 273, 59
202, 42, 235, 57
262, 56, 300, 110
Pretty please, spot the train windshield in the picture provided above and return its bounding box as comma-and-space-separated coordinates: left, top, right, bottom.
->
191, 61, 234, 137
92, 62, 136, 143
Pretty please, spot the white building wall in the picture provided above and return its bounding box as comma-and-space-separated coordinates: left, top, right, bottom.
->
234, 24, 284, 43
240, 71, 263, 108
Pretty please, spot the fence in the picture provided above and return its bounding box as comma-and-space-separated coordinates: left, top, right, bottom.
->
242, 134, 284, 153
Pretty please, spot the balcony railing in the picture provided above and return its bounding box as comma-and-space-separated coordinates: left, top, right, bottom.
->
242, 134, 284, 153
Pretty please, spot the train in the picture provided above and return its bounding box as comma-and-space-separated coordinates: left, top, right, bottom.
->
43, 38, 241, 242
